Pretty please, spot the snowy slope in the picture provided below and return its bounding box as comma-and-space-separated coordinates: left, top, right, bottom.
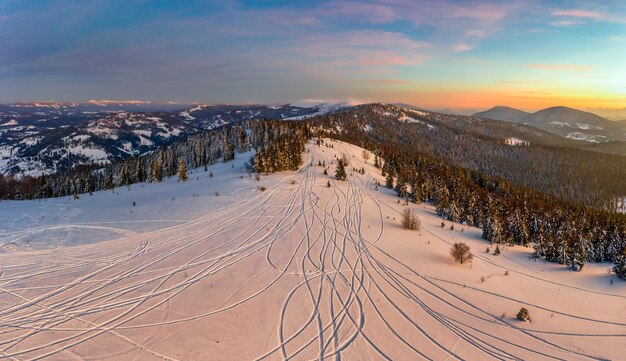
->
0, 139, 624, 360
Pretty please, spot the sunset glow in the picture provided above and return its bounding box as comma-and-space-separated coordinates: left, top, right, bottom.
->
1, 0, 625, 110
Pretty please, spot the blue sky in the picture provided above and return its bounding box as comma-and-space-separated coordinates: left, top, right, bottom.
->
1, 0, 625, 110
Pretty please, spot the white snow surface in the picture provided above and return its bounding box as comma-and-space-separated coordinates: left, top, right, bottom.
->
0, 141, 624, 360
1, 119, 18, 126
565, 132, 606, 143
505, 137, 530, 146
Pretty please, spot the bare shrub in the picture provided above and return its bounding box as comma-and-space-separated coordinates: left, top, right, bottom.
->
401, 208, 420, 230
450, 242, 473, 264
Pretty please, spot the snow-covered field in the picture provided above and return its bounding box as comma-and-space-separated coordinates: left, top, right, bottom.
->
0, 140, 624, 360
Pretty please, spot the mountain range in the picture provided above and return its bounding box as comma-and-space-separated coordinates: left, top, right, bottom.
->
0, 102, 338, 176
2, 100, 625, 178
474, 106, 626, 142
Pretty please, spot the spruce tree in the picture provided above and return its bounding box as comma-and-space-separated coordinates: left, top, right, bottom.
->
335, 160, 347, 181
385, 173, 394, 189
178, 157, 188, 182
613, 248, 626, 280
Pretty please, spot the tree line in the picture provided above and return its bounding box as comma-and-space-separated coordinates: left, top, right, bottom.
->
0, 120, 310, 200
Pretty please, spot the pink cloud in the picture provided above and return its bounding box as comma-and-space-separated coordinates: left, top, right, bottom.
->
454, 44, 473, 52
552, 9, 625, 23
553, 9, 605, 19
549, 20, 582, 27
525, 64, 593, 72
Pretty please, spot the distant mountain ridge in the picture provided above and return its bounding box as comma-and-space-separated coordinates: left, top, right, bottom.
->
0, 101, 349, 176
474, 106, 626, 142
474, 106, 530, 123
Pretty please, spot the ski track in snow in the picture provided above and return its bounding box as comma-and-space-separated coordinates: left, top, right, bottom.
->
0, 139, 624, 360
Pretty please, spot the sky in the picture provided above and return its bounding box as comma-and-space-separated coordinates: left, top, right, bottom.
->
1, 0, 625, 111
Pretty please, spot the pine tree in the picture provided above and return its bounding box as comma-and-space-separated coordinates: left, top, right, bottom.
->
385, 173, 394, 189
613, 248, 626, 280
150, 160, 163, 182
178, 157, 188, 182
335, 160, 347, 181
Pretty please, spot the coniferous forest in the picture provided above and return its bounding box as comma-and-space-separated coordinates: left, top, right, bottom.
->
0, 120, 310, 200
311, 106, 626, 274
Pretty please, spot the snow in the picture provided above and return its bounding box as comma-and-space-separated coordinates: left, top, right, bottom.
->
576, 123, 603, 130
0, 151, 254, 247
138, 135, 154, 146
189, 104, 207, 113
89, 127, 119, 140
398, 115, 417, 122
67, 144, 109, 160
87, 99, 151, 106
505, 137, 529, 146
19, 136, 42, 146
286, 98, 362, 120
565, 132, 606, 143
290, 98, 363, 108
550, 121, 572, 127
408, 109, 429, 117
0, 141, 624, 360
1, 119, 18, 126
179, 111, 195, 120
133, 129, 152, 137
72, 134, 91, 142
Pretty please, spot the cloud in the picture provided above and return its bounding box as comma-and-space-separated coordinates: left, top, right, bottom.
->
291, 30, 430, 70
454, 44, 473, 52
549, 20, 583, 27
552, 8, 625, 23
524, 64, 593, 71
553, 9, 606, 19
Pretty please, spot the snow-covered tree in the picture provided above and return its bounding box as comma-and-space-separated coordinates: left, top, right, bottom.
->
335, 160, 347, 181
613, 248, 626, 280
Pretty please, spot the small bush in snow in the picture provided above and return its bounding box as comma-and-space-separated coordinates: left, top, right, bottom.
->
517, 308, 531, 322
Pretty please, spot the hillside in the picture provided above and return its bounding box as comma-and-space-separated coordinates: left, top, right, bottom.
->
0, 139, 624, 360
475, 106, 626, 143
473, 106, 531, 123
315, 104, 626, 208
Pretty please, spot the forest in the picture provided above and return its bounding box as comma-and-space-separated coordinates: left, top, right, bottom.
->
0, 120, 310, 200
312, 107, 626, 275
311, 104, 626, 210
